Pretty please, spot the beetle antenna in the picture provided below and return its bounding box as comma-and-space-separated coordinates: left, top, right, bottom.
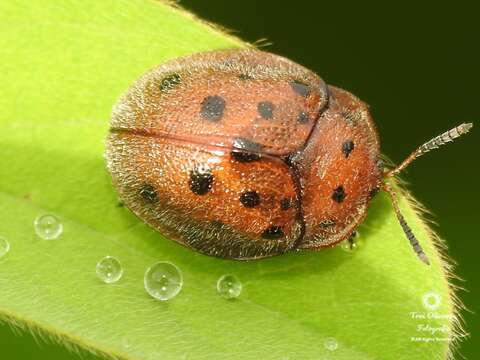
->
382, 183, 430, 265
385, 123, 473, 177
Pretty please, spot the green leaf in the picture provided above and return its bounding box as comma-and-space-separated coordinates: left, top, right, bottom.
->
0, 0, 462, 359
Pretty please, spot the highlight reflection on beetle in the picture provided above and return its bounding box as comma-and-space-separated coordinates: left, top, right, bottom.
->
106, 49, 472, 263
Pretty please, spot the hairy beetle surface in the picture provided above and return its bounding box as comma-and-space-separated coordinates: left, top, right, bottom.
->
106, 49, 472, 263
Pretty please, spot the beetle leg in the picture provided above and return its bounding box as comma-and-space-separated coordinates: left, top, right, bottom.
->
382, 183, 430, 265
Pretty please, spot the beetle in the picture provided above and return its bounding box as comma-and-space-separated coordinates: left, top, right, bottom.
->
106, 49, 472, 263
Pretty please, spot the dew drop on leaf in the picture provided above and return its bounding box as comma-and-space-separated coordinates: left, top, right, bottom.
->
121, 336, 132, 350
324, 337, 338, 351
217, 274, 242, 299
34, 214, 63, 240
144, 261, 183, 301
96, 256, 123, 284
341, 231, 362, 253
0, 236, 10, 258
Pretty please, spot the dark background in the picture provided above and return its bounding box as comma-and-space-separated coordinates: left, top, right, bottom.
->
1, 1, 478, 358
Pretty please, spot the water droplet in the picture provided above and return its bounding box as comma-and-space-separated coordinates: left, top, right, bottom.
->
96, 256, 123, 284
121, 337, 131, 349
0, 236, 10, 258
341, 231, 362, 252
34, 214, 63, 240
144, 261, 183, 301
217, 274, 242, 299
324, 337, 338, 351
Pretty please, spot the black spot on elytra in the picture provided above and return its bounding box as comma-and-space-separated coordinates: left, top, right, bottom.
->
290, 80, 311, 98
319, 219, 336, 227
280, 198, 293, 210
342, 140, 355, 158
332, 186, 346, 203
297, 111, 309, 124
189, 166, 214, 195
159, 73, 181, 92
231, 150, 261, 163
257, 101, 275, 119
238, 73, 254, 80
200, 95, 225, 121
262, 226, 284, 240
231, 137, 262, 162
240, 190, 261, 208
139, 184, 158, 202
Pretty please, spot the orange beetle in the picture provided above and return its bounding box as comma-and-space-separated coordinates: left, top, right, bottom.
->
106, 49, 472, 262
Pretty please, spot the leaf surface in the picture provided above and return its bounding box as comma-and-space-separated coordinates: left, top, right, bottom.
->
0, 1, 459, 359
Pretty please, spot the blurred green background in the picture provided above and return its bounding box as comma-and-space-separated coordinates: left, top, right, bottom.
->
1, 0, 478, 359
